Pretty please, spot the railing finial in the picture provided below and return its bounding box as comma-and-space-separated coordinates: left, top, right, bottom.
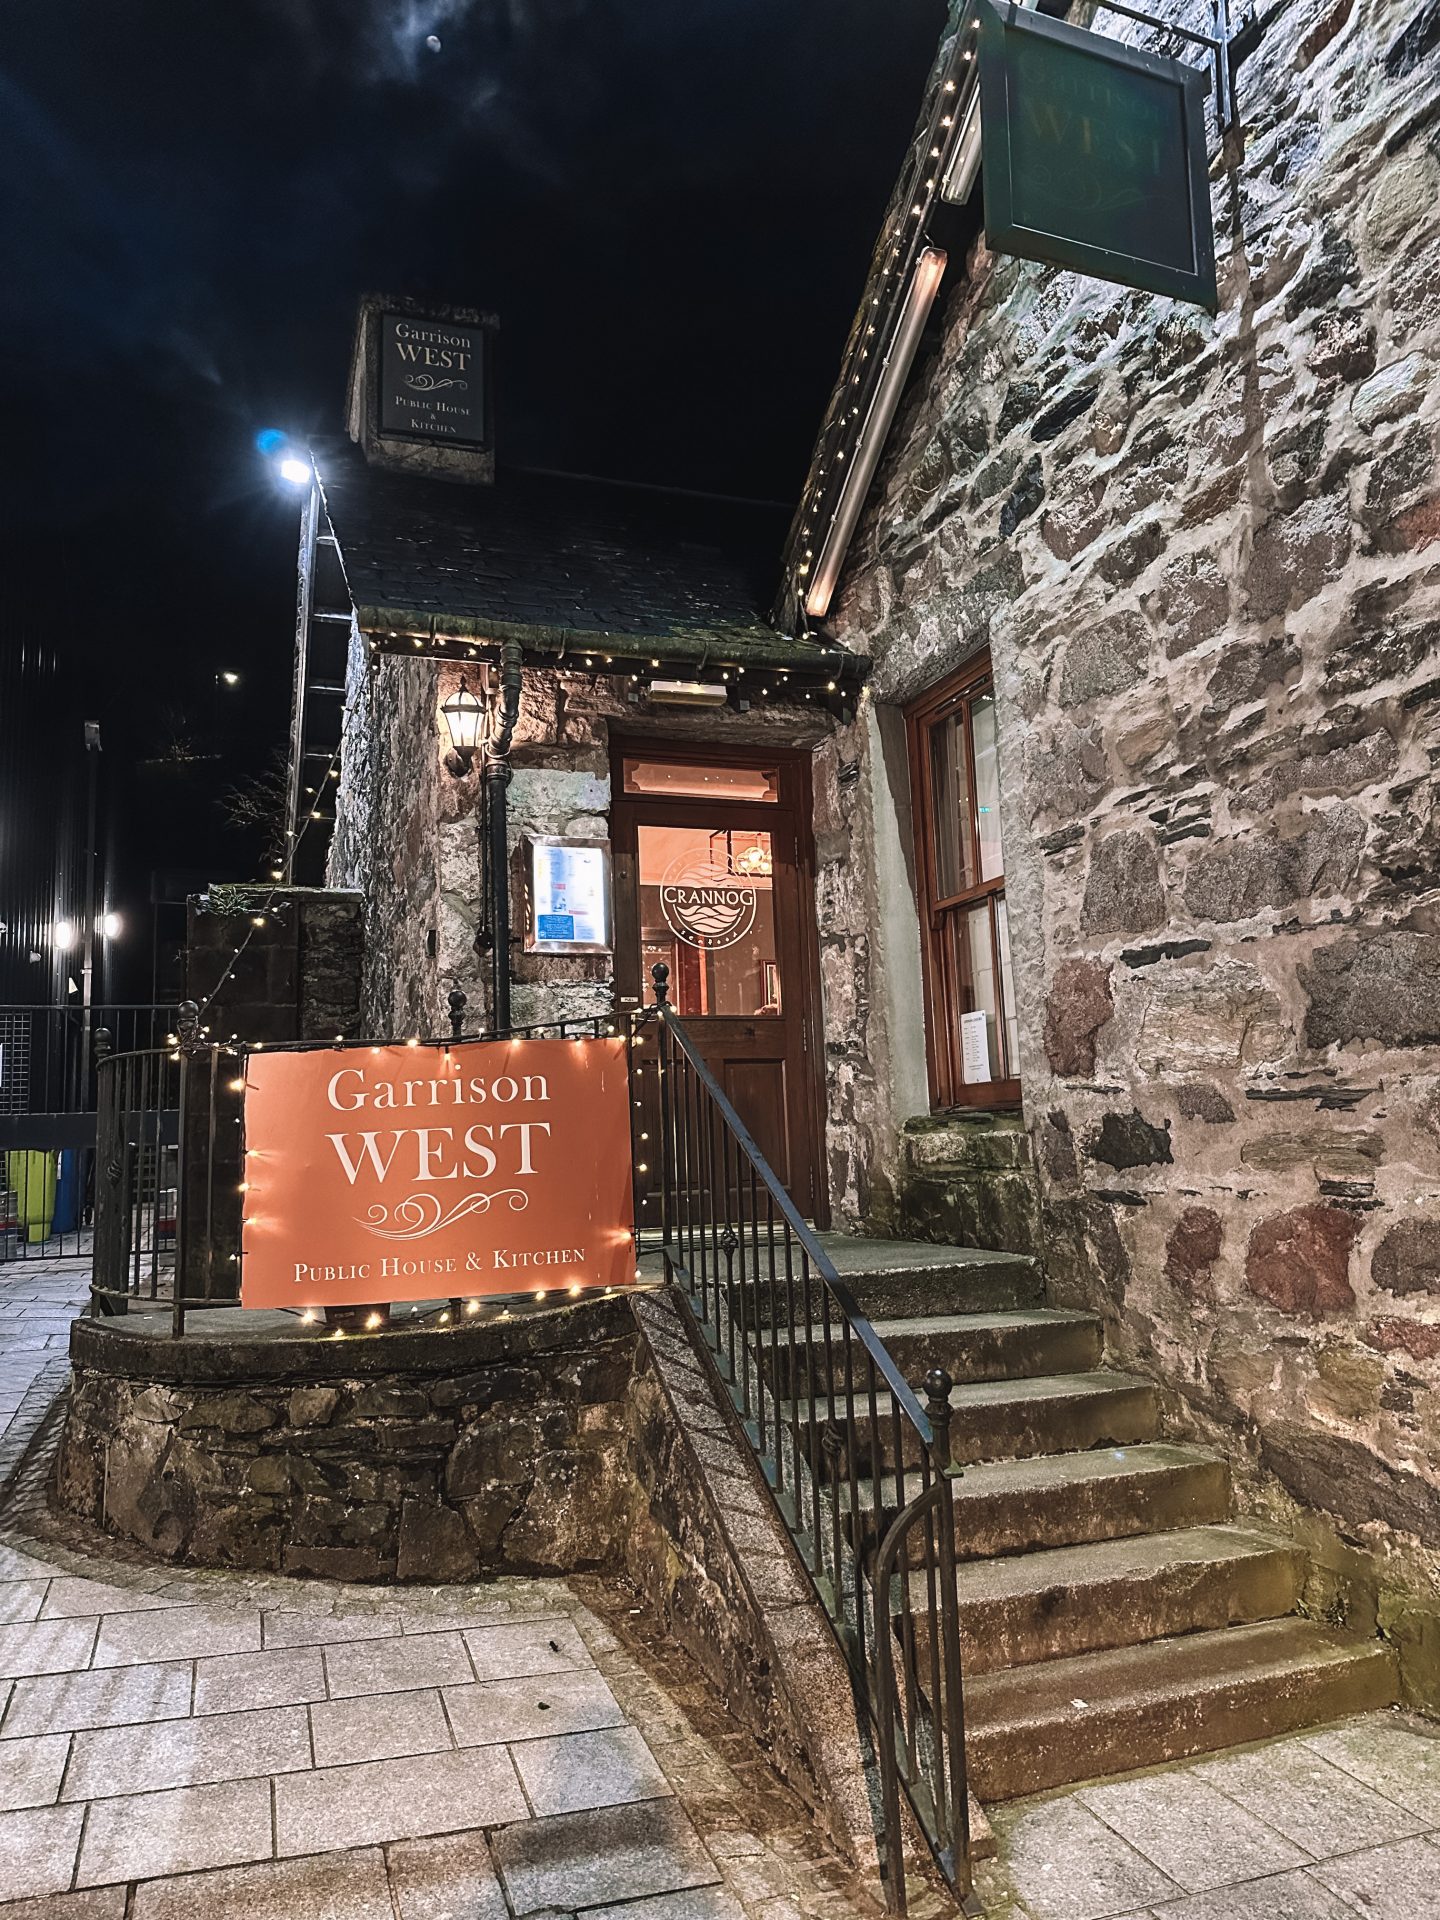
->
447, 987, 467, 1040
924, 1366, 954, 1463
176, 999, 202, 1056
651, 962, 670, 1006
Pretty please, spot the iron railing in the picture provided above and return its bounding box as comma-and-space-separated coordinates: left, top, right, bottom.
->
632, 964, 973, 1913
89, 994, 624, 1331
0, 1004, 173, 1262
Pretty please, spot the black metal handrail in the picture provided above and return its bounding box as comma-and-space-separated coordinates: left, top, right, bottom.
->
632, 964, 973, 1913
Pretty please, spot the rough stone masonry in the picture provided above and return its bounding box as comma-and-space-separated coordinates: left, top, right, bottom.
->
817, 0, 1440, 1694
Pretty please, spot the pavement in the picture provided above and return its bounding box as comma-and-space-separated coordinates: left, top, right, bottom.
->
975, 1713, 1440, 1920
0, 1255, 1434, 1920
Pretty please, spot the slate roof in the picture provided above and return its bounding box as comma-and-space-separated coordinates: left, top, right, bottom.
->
313, 440, 860, 678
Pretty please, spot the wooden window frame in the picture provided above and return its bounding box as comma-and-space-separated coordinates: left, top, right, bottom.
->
906, 654, 1021, 1112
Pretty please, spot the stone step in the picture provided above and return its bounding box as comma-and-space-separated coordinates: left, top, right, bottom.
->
844, 1443, 1232, 1560
648, 1235, 1045, 1320
964, 1618, 1399, 1801
816, 1237, 1046, 1320
952, 1443, 1233, 1558
793, 1370, 1159, 1476
919, 1525, 1304, 1675
760, 1309, 1102, 1396
903, 1119, 1033, 1174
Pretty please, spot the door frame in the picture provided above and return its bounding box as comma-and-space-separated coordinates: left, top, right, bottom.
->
609, 734, 830, 1228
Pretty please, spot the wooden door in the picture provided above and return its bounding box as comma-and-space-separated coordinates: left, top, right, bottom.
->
611, 741, 827, 1226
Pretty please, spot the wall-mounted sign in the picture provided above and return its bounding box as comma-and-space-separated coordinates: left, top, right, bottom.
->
240, 1038, 634, 1309
378, 313, 489, 447
525, 837, 612, 954
659, 855, 758, 953
977, 0, 1217, 311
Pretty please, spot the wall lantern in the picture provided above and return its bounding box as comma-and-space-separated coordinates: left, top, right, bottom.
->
441, 675, 489, 775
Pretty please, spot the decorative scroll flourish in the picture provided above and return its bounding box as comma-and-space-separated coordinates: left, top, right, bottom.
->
357, 1189, 528, 1239
403, 373, 469, 393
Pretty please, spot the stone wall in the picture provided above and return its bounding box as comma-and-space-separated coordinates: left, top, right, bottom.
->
823, 0, 1440, 1690
56, 1300, 641, 1580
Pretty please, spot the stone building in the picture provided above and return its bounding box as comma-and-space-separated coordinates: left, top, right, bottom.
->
271, 0, 1440, 1812
769, 0, 1440, 1701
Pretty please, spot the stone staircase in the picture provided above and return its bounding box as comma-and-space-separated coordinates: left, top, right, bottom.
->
770, 1235, 1399, 1804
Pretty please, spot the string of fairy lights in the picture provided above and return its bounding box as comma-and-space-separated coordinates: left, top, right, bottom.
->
360, 626, 859, 708
780, 8, 982, 625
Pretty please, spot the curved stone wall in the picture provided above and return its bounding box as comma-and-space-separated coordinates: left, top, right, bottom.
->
54, 1298, 640, 1581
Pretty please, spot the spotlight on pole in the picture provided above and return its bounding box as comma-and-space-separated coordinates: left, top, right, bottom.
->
278, 455, 312, 487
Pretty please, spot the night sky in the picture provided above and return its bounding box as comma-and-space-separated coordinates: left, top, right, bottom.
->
1, 0, 942, 987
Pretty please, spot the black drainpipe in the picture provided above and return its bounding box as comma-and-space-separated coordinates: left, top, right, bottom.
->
484, 637, 524, 1032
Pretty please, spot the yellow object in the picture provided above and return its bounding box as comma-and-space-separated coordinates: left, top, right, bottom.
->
8, 1151, 57, 1244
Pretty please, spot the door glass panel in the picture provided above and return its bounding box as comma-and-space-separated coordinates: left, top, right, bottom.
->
929, 710, 975, 898
972, 693, 1004, 882
637, 823, 780, 1018
623, 759, 779, 803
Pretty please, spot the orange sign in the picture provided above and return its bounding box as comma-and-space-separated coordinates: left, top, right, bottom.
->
240, 1038, 635, 1309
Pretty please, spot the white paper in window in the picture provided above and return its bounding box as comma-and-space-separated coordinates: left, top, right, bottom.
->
960, 1010, 992, 1084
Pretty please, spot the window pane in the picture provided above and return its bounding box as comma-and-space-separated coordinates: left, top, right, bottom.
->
637, 824, 780, 1018
972, 694, 1004, 883
624, 759, 779, 803
929, 712, 974, 898
996, 893, 1018, 1080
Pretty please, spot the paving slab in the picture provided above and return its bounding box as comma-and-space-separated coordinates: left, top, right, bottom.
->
310, 1686, 453, 1767
0, 1891, 127, 1919
130, 1846, 396, 1920
0, 1619, 98, 1678
464, 1619, 592, 1680
194, 1645, 326, 1714
446, 1670, 627, 1747
91, 1608, 260, 1667
0, 1803, 87, 1901
1193, 1739, 1428, 1856
1130, 1870, 1362, 1918
63, 1703, 310, 1799
492, 1799, 720, 1913
1300, 1716, 1440, 1826
2, 1661, 192, 1737
0, 1582, 49, 1625
386, 1828, 511, 1920
990, 1796, 1178, 1920
513, 1724, 673, 1817
322, 1631, 473, 1699
274, 1745, 527, 1855
40, 1579, 173, 1620
1310, 1833, 1440, 1920
262, 1609, 402, 1649
589, 1892, 748, 1920
1076, 1769, 1308, 1891
75, 1775, 274, 1886
0, 1731, 69, 1811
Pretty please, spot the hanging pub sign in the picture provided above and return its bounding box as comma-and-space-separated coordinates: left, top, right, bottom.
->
239, 1038, 635, 1310
976, 0, 1217, 311
378, 312, 489, 447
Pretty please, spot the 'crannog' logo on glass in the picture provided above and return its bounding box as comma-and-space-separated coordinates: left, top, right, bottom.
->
659, 856, 757, 952
379, 314, 487, 447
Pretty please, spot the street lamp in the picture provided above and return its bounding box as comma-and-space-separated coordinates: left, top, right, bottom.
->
441, 677, 489, 776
